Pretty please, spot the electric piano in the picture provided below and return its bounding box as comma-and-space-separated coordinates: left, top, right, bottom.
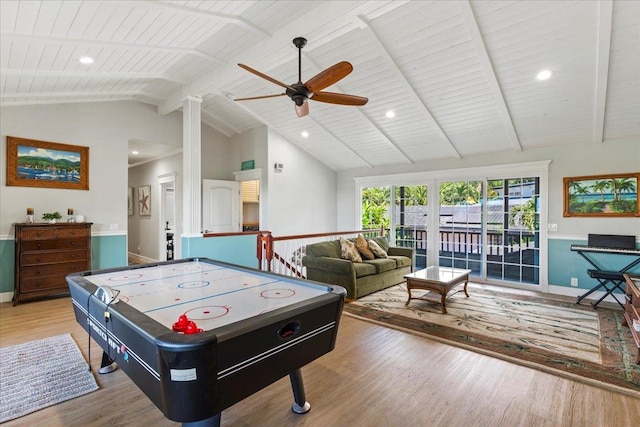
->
571, 234, 640, 309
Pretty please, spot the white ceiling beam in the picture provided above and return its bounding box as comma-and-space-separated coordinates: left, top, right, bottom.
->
303, 53, 413, 165
1, 90, 140, 99
159, 1, 407, 115
356, 16, 461, 159
0, 69, 184, 85
458, 1, 521, 152
0, 97, 135, 107
127, 0, 271, 39
1, 32, 222, 64
592, 0, 613, 143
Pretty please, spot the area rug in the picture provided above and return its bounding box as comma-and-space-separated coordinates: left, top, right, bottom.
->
0, 334, 99, 423
343, 284, 640, 397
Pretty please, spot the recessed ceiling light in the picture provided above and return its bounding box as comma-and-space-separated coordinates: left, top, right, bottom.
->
132, 150, 139, 155
79, 56, 94, 64
385, 110, 395, 118
301, 131, 309, 138
536, 69, 552, 80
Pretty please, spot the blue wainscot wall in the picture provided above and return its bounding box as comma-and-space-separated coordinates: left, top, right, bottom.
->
181, 234, 259, 268
548, 237, 640, 294
2, 234, 637, 302
0, 234, 128, 300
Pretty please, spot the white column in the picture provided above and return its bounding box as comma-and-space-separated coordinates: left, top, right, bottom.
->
182, 95, 202, 236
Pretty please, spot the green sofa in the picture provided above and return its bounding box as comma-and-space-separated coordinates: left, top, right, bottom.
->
302, 236, 414, 301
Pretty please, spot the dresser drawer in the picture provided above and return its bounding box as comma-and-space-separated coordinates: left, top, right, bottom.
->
21, 249, 88, 266
58, 227, 89, 238
14, 222, 92, 305
21, 238, 88, 251
19, 276, 69, 293
20, 261, 89, 279
20, 227, 58, 240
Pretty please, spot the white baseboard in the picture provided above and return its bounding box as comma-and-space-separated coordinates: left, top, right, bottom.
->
128, 252, 158, 264
0, 291, 14, 303
548, 285, 625, 306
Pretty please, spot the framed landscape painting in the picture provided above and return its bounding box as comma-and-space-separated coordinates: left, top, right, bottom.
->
6, 136, 89, 190
563, 172, 639, 217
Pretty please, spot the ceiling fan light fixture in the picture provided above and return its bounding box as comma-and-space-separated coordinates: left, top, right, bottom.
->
235, 37, 367, 117
536, 69, 552, 81
79, 56, 94, 64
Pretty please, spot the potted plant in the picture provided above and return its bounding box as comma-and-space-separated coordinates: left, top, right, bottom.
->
42, 211, 62, 224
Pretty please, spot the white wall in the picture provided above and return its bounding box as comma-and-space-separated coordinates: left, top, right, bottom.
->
201, 124, 233, 180
0, 101, 182, 236
336, 138, 640, 238
267, 129, 337, 235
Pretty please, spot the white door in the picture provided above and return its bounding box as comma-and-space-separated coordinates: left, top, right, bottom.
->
202, 179, 241, 233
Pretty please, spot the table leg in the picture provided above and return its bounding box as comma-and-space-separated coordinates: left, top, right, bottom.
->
290, 369, 311, 414
405, 284, 413, 306
463, 278, 469, 297
98, 351, 117, 374
182, 413, 221, 427
440, 291, 447, 314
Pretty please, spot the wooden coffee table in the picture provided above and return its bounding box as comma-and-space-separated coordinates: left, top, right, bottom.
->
404, 266, 472, 314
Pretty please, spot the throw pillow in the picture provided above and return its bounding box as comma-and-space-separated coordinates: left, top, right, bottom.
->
368, 239, 388, 258
355, 234, 375, 260
340, 237, 363, 263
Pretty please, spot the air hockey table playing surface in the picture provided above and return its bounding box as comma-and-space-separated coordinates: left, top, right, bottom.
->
67, 258, 346, 426
83, 259, 331, 330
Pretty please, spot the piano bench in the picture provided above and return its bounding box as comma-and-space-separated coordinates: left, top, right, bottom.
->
587, 270, 625, 281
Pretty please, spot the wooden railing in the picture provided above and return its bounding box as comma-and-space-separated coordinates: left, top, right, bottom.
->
257, 229, 384, 277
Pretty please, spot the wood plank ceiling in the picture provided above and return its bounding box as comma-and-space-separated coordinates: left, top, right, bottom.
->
1, 1, 638, 170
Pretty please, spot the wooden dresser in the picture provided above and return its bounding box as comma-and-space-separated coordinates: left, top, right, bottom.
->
14, 222, 92, 305
623, 273, 640, 364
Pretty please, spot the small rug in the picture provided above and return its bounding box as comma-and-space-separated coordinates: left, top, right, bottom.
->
0, 334, 99, 423
343, 284, 640, 396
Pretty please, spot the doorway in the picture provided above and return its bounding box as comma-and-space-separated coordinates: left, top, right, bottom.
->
159, 173, 177, 260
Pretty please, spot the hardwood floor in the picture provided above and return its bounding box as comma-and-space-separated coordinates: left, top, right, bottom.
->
1, 297, 638, 427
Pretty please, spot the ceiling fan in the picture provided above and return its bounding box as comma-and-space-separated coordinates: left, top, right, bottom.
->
234, 37, 368, 117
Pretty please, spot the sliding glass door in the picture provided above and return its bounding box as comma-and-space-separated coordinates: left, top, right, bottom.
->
485, 178, 540, 284
438, 181, 483, 275
360, 169, 544, 289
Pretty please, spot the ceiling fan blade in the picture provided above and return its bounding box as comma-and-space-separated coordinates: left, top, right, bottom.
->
295, 102, 309, 117
311, 91, 368, 106
238, 64, 296, 91
304, 61, 353, 93
233, 93, 286, 101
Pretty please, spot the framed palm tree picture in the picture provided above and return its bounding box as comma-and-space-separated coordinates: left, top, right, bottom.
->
563, 172, 639, 217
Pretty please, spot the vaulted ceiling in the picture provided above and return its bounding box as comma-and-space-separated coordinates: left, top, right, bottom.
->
1, 1, 638, 170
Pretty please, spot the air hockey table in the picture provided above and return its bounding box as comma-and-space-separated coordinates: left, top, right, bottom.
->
67, 258, 346, 427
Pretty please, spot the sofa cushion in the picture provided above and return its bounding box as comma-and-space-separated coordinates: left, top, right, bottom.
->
368, 239, 388, 258
363, 258, 397, 273
388, 255, 412, 268
340, 237, 362, 263
305, 240, 341, 258
370, 236, 390, 252
356, 234, 375, 260
353, 262, 377, 278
